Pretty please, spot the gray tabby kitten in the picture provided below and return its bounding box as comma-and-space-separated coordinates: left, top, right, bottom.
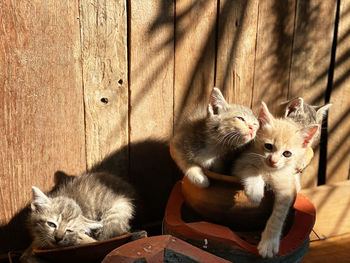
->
21, 172, 134, 262
279, 97, 332, 145
171, 88, 259, 188
278, 97, 332, 192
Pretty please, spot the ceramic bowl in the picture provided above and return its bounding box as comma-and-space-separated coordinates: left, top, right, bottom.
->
170, 143, 314, 230
33, 233, 131, 263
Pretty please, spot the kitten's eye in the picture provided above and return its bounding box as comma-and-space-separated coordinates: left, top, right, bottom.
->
47, 221, 57, 228
66, 229, 73, 233
283, 151, 292, 157
264, 143, 273, 151
237, 117, 245, 122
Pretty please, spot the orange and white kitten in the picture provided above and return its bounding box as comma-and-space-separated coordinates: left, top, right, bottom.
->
231, 102, 318, 258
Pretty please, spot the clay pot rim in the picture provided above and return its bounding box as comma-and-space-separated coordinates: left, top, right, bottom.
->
164, 181, 316, 256
169, 142, 241, 184
33, 232, 131, 254
169, 142, 314, 183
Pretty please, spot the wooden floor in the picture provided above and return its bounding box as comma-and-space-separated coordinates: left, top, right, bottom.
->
302, 234, 350, 263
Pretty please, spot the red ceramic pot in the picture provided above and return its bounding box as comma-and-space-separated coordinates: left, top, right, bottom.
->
166, 144, 315, 257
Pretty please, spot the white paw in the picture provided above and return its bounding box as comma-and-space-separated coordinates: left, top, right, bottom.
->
258, 235, 280, 258
185, 167, 210, 188
244, 176, 265, 203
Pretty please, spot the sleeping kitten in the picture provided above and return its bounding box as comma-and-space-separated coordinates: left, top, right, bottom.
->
21, 172, 134, 262
278, 97, 331, 145
232, 102, 318, 258
171, 87, 259, 188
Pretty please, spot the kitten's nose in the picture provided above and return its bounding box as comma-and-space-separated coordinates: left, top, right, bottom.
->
268, 156, 277, 166
55, 232, 64, 243
248, 125, 254, 135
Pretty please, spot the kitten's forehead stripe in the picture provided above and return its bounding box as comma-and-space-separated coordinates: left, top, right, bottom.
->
27, 172, 134, 249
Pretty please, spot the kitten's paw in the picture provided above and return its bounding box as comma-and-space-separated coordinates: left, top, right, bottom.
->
244, 177, 265, 203
257, 235, 280, 258
185, 167, 210, 188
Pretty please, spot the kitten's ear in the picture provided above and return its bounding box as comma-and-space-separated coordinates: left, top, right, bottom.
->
54, 170, 71, 185
315, 104, 332, 124
208, 87, 229, 116
284, 97, 304, 118
299, 125, 319, 147
258, 102, 274, 127
31, 186, 50, 211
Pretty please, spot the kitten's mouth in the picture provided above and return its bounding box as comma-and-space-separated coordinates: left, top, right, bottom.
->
244, 131, 255, 139
265, 159, 279, 169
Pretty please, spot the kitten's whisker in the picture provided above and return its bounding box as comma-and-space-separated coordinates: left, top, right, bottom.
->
226, 134, 240, 147
246, 152, 265, 158
219, 131, 239, 147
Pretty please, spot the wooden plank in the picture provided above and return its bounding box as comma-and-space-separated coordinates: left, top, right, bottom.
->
303, 234, 350, 263
174, 0, 217, 122
128, 0, 176, 224
129, 0, 174, 141
80, 0, 129, 173
216, 0, 258, 107
288, 0, 337, 188
0, 0, 85, 252
300, 181, 350, 239
326, 0, 350, 184
252, 0, 295, 114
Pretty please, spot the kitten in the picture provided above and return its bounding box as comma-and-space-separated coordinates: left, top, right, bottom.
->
278, 97, 331, 145
21, 172, 134, 262
231, 102, 318, 258
171, 87, 259, 188
278, 97, 331, 189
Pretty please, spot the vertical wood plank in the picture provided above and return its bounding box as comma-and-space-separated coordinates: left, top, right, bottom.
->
128, 0, 175, 223
129, 0, 174, 142
327, 0, 350, 184
300, 181, 350, 238
0, 0, 85, 252
252, 0, 295, 114
174, 0, 217, 122
80, 0, 129, 173
216, 0, 258, 107
288, 0, 337, 188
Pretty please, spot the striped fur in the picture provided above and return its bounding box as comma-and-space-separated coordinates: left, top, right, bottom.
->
27, 172, 135, 249
171, 87, 259, 188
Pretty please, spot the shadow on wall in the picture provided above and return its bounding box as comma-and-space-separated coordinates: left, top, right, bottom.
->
0, 139, 181, 253
90, 139, 181, 226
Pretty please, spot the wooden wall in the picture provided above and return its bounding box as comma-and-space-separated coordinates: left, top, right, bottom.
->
0, 0, 349, 253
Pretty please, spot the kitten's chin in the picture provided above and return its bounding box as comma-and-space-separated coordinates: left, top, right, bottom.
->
43, 241, 58, 249
243, 131, 256, 141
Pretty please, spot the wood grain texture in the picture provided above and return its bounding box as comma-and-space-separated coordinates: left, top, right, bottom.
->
128, 0, 174, 141
289, 0, 337, 188
216, 0, 258, 107
300, 181, 350, 238
80, 0, 128, 172
128, 0, 176, 224
252, 0, 295, 114
0, 0, 86, 251
174, 0, 217, 123
303, 234, 350, 263
326, 0, 350, 184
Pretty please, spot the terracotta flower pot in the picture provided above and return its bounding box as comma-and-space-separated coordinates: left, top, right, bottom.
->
166, 143, 316, 259
33, 233, 132, 263
169, 143, 314, 230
